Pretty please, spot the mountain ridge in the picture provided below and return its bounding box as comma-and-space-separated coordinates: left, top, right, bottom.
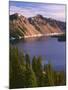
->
10, 13, 66, 39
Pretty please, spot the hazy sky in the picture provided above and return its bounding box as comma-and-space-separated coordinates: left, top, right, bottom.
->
9, 1, 66, 22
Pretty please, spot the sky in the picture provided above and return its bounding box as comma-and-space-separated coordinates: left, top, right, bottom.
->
9, 1, 66, 22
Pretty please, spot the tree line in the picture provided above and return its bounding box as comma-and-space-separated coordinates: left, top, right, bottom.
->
10, 47, 66, 89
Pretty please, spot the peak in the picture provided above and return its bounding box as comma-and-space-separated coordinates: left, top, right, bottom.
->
10, 13, 19, 17
10, 13, 27, 21
35, 14, 44, 19
14, 13, 18, 15
10, 13, 19, 20
36, 14, 43, 17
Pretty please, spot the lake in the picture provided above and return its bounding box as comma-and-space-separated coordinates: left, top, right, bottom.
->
12, 37, 66, 71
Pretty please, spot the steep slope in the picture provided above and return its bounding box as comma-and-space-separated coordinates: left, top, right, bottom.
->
10, 13, 65, 39
28, 14, 62, 34
10, 13, 40, 39
44, 18, 66, 32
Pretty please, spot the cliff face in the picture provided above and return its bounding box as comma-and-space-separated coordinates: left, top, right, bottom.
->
10, 13, 65, 39
28, 14, 62, 34
10, 13, 40, 38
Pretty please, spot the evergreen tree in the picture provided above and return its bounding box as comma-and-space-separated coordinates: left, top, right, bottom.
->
44, 63, 55, 86
10, 47, 66, 88
19, 52, 25, 69
32, 56, 37, 74
25, 66, 37, 87
25, 54, 30, 68
10, 47, 26, 89
37, 56, 42, 73
40, 71, 48, 86
54, 71, 66, 86
36, 56, 43, 86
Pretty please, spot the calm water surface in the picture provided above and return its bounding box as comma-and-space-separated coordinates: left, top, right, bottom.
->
12, 37, 66, 71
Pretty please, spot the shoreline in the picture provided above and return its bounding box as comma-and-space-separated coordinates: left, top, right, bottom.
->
10, 32, 65, 40
24, 32, 64, 38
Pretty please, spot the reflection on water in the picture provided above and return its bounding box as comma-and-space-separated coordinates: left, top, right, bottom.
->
12, 37, 66, 71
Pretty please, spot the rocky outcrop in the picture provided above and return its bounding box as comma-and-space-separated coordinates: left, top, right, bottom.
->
10, 13, 65, 39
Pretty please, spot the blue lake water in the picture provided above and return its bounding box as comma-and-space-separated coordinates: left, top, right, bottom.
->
12, 37, 66, 71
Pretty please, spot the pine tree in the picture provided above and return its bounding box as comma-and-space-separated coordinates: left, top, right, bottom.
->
44, 63, 55, 86
10, 47, 26, 89
36, 56, 43, 86
55, 71, 66, 86
43, 64, 50, 86
37, 56, 42, 73
19, 51, 25, 69
32, 56, 37, 75
25, 66, 37, 87
25, 54, 30, 68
